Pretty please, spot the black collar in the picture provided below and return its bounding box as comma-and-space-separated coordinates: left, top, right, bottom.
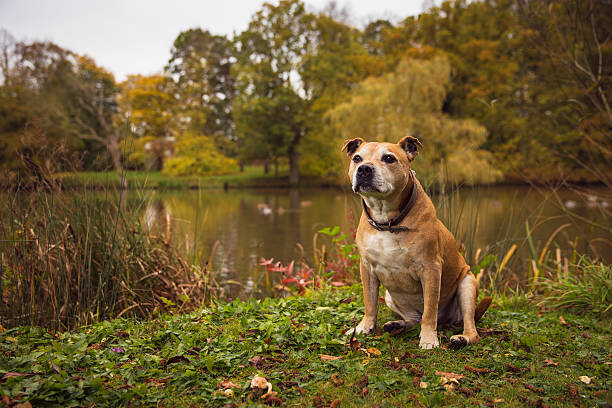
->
361, 181, 418, 233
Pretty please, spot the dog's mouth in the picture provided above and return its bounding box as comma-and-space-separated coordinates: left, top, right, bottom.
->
353, 182, 381, 194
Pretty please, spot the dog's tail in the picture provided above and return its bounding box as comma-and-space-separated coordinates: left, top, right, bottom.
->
475, 296, 493, 323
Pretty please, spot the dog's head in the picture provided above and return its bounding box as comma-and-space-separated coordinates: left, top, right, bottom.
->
342, 136, 422, 197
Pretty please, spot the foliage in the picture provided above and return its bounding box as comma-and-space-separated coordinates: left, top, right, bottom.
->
0, 287, 610, 407
329, 55, 502, 185
0, 176, 215, 330
166, 28, 235, 142
536, 257, 612, 317
163, 132, 238, 177
118, 75, 177, 170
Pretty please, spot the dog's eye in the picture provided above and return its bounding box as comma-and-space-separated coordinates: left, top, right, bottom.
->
352, 155, 362, 163
382, 154, 396, 164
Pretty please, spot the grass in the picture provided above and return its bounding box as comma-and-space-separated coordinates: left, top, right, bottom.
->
0, 188, 214, 331
1, 285, 610, 407
537, 257, 612, 317
55, 166, 338, 190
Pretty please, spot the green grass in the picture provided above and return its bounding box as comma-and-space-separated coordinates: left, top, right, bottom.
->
56, 166, 337, 190
1, 286, 610, 407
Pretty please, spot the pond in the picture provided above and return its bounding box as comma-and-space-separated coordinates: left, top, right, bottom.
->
141, 185, 611, 299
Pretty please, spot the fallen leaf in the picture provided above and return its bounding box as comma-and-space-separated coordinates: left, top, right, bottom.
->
355, 376, 369, 390
559, 315, 570, 327
2, 372, 34, 380
465, 365, 493, 374
543, 358, 558, 367
435, 371, 465, 380
494, 398, 504, 403
219, 380, 240, 389
163, 355, 190, 366
248, 356, 264, 367
319, 354, 342, 361
251, 374, 272, 391
330, 399, 340, 408
579, 375, 591, 384
13, 403, 32, 408
419, 381, 428, 388
524, 383, 544, 393
224, 389, 234, 397
582, 330, 590, 339
366, 347, 382, 356
330, 373, 344, 386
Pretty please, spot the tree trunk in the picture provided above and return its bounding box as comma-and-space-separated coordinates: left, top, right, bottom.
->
239, 161, 244, 172
264, 160, 269, 174
288, 147, 299, 185
274, 159, 278, 177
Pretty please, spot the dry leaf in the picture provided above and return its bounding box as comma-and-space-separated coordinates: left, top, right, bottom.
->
494, 398, 504, 403
251, 374, 272, 393
543, 359, 558, 367
366, 347, 382, 356
13, 403, 33, 408
219, 380, 240, 389
224, 389, 234, 397
559, 315, 570, 327
579, 375, 591, 384
319, 354, 342, 361
435, 371, 465, 380
419, 381, 428, 388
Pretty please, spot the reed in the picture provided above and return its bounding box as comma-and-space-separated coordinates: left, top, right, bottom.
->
0, 182, 216, 331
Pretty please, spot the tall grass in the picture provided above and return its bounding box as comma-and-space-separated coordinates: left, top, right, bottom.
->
0, 183, 216, 331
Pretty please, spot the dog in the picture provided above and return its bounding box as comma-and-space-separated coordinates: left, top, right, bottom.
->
343, 136, 491, 349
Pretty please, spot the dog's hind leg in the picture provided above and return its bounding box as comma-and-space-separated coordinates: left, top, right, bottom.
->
449, 273, 480, 349
382, 290, 418, 335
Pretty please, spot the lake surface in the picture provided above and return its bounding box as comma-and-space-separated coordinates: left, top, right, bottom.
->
141, 185, 611, 298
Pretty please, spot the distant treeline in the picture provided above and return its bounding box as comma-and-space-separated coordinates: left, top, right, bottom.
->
0, 0, 610, 185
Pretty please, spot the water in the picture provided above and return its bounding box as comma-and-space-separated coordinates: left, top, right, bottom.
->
142, 185, 611, 298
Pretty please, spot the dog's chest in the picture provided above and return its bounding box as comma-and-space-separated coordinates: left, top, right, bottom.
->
360, 232, 422, 290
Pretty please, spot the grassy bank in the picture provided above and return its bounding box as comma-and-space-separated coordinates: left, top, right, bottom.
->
56, 167, 338, 190
1, 286, 610, 407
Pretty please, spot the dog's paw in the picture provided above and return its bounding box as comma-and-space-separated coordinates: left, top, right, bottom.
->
383, 320, 406, 335
346, 319, 375, 337
450, 333, 480, 349
419, 331, 440, 349
449, 335, 469, 349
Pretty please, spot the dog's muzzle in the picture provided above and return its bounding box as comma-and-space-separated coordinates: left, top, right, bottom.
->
354, 164, 377, 192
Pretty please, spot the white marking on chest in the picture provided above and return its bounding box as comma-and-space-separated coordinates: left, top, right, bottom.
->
363, 233, 408, 280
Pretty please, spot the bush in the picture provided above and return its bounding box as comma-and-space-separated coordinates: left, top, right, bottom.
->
163, 132, 238, 177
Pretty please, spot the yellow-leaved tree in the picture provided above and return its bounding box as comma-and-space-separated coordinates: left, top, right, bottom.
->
327, 55, 502, 185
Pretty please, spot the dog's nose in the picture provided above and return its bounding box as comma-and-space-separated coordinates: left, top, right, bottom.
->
357, 164, 373, 177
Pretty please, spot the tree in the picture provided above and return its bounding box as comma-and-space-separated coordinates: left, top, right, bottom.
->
119, 74, 177, 170
328, 55, 501, 185
234, 0, 313, 185
166, 29, 235, 145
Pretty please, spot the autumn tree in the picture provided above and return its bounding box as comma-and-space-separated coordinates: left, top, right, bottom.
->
119, 74, 177, 170
329, 55, 501, 185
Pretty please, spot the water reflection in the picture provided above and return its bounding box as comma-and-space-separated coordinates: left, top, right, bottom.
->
141, 186, 610, 298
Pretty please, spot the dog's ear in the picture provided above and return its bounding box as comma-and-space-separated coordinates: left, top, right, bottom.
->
397, 135, 422, 161
341, 138, 366, 156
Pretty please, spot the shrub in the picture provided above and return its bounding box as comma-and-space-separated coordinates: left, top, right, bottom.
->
163, 132, 238, 177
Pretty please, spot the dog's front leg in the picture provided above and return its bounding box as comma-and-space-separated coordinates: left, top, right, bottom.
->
351, 260, 379, 336
419, 264, 441, 349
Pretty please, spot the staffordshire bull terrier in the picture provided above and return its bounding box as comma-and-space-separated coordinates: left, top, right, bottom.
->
343, 136, 491, 349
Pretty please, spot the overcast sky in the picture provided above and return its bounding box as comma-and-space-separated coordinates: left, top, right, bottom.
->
0, 0, 427, 81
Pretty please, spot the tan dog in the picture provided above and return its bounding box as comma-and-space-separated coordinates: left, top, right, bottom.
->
343, 136, 491, 349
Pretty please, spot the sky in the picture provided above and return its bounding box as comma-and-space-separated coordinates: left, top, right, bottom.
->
0, 0, 427, 81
